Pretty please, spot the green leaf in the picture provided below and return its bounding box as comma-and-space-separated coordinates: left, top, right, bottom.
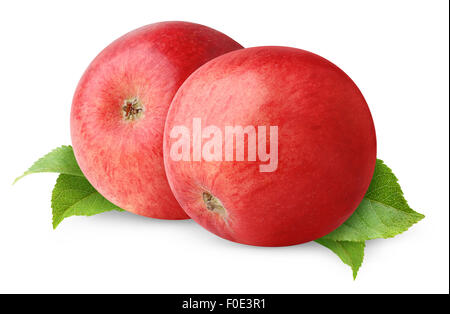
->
14, 145, 84, 184
16, 146, 424, 280
315, 239, 365, 279
51, 174, 123, 229
321, 159, 424, 242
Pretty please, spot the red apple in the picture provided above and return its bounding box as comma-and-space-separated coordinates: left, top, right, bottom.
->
71, 21, 243, 219
163, 46, 377, 245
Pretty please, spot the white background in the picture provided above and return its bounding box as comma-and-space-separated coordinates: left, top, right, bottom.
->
0, 0, 448, 294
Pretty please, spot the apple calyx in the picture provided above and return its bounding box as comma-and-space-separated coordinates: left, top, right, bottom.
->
122, 97, 143, 121
202, 192, 227, 218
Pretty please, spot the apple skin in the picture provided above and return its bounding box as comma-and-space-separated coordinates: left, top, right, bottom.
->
71, 22, 243, 219
163, 46, 377, 245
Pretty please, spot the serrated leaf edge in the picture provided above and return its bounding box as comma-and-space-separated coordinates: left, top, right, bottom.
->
13, 145, 84, 184
50, 174, 123, 229
315, 239, 366, 279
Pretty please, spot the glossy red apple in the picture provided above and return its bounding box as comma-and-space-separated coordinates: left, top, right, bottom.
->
163, 46, 377, 245
71, 21, 243, 219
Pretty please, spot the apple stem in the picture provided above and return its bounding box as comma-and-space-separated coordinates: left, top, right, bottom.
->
202, 192, 227, 218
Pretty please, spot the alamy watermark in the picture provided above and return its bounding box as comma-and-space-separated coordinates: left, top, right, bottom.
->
169, 118, 278, 172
